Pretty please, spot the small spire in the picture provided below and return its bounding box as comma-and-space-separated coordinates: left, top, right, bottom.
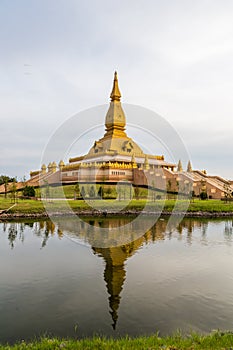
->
187, 160, 192, 172
131, 154, 137, 168
144, 155, 150, 170
177, 159, 183, 172
110, 71, 121, 101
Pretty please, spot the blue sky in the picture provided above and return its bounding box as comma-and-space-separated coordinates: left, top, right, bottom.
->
1, 0, 233, 179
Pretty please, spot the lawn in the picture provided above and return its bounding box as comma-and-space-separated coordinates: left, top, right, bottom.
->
0, 331, 233, 349
1, 195, 233, 216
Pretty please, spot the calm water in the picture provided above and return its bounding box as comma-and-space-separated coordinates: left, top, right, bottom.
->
0, 216, 233, 343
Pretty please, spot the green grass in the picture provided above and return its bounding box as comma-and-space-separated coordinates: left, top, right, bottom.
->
1, 331, 233, 349
0, 198, 45, 214
188, 199, 233, 212
1, 196, 233, 215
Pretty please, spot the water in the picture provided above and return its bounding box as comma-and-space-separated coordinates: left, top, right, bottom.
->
0, 216, 233, 343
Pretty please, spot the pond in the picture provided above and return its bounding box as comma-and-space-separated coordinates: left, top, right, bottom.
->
0, 216, 233, 343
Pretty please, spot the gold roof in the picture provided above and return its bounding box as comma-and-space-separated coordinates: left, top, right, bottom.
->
86, 71, 145, 159
110, 71, 121, 102
68, 71, 169, 165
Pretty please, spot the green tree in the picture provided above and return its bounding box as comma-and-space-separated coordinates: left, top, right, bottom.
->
134, 186, 140, 200
105, 187, 112, 197
74, 183, 80, 199
0, 175, 16, 198
10, 180, 17, 203
81, 186, 86, 198
89, 185, 95, 198
23, 186, 35, 198
98, 186, 103, 199
167, 179, 172, 192
0, 175, 17, 185
223, 183, 232, 203
200, 191, 208, 200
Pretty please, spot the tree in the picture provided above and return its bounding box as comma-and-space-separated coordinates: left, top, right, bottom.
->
134, 186, 140, 200
105, 187, 112, 197
0, 175, 17, 185
167, 179, 172, 192
81, 186, 86, 199
23, 186, 35, 198
10, 180, 17, 203
98, 186, 103, 199
74, 183, 80, 199
0, 175, 17, 198
89, 186, 95, 198
200, 179, 207, 200
200, 191, 208, 200
191, 190, 195, 202
223, 183, 232, 203
42, 180, 50, 199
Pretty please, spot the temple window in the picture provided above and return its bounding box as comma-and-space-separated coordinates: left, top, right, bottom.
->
111, 171, 125, 175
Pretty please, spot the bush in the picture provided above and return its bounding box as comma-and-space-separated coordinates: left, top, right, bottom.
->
23, 186, 35, 197
80, 186, 86, 198
200, 191, 208, 200
89, 186, 95, 198
98, 186, 103, 199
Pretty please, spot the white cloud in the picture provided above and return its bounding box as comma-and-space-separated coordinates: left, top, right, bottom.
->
0, 0, 233, 178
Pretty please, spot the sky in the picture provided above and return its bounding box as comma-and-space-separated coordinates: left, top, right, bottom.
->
1, 0, 233, 179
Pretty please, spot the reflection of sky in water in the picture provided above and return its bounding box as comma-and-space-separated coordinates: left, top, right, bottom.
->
0, 217, 233, 344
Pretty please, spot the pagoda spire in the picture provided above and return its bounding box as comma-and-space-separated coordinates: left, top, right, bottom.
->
177, 159, 183, 172
131, 154, 137, 168
144, 155, 150, 170
110, 71, 121, 102
187, 160, 192, 172
104, 71, 126, 138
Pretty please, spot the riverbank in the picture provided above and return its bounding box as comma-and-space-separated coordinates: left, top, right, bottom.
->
1, 198, 233, 220
1, 331, 233, 349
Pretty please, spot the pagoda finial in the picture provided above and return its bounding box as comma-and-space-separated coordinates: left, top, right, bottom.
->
110, 71, 121, 101
177, 159, 183, 172
131, 154, 137, 168
144, 155, 150, 170
187, 160, 192, 173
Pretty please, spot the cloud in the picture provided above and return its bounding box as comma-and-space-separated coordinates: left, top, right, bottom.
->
0, 0, 233, 178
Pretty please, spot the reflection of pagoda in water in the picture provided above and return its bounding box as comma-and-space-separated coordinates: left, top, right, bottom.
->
5, 217, 230, 328
93, 236, 145, 329
50, 216, 169, 329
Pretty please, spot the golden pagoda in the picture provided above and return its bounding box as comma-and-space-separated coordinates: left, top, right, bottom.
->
24, 71, 233, 200
84, 71, 145, 158
58, 71, 175, 187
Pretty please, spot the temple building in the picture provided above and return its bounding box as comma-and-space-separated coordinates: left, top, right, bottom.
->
10, 72, 233, 200
54, 71, 176, 187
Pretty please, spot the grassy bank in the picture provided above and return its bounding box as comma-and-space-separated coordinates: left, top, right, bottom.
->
1, 197, 233, 216
1, 332, 233, 349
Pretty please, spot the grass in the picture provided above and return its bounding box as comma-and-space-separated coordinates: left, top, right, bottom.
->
1, 196, 233, 215
0, 331, 233, 349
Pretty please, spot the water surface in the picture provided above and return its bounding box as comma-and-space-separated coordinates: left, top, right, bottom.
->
0, 216, 233, 343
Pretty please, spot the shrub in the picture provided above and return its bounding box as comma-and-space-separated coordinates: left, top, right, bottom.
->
98, 186, 103, 199
23, 186, 35, 197
80, 186, 86, 198
89, 186, 95, 198
200, 191, 208, 200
